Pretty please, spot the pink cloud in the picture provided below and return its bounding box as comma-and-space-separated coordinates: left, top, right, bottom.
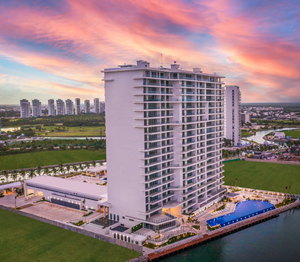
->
0, 0, 299, 102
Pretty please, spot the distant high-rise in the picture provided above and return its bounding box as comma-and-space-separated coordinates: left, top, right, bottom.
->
20, 99, 31, 118
75, 98, 80, 115
94, 98, 100, 114
48, 99, 55, 116
56, 99, 65, 115
65, 99, 74, 115
100, 102, 105, 114
241, 112, 250, 124
224, 85, 241, 146
84, 100, 90, 113
32, 99, 42, 117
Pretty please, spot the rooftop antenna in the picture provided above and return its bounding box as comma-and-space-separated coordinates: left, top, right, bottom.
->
160, 53, 163, 67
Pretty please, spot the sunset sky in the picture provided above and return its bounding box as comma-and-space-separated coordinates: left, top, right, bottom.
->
0, 0, 299, 104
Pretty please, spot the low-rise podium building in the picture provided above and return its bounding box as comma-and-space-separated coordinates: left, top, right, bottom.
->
24, 176, 110, 214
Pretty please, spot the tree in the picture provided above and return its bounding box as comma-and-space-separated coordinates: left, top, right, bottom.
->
73, 165, 78, 173
92, 161, 96, 167
181, 218, 185, 230
28, 169, 35, 179
11, 170, 18, 181
44, 167, 49, 176
36, 165, 42, 176
84, 161, 90, 169
285, 186, 288, 199
59, 165, 65, 176
1, 170, 9, 183
52, 167, 57, 176
79, 163, 84, 171
66, 165, 71, 175
19, 169, 26, 180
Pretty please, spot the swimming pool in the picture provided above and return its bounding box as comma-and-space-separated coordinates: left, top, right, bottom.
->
207, 200, 275, 227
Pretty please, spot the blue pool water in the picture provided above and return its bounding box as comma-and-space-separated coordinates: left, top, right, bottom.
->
207, 200, 275, 227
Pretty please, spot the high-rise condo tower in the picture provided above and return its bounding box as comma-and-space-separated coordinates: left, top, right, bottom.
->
103, 60, 226, 230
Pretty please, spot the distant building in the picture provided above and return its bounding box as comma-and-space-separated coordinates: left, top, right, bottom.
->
20, 99, 31, 118
224, 85, 241, 146
75, 98, 81, 115
274, 132, 285, 139
48, 99, 55, 116
100, 102, 105, 114
84, 100, 90, 113
241, 112, 250, 124
32, 99, 42, 117
94, 98, 100, 114
56, 99, 65, 115
65, 99, 74, 115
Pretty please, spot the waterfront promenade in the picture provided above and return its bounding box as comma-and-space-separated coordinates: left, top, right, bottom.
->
146, 199, 300, 261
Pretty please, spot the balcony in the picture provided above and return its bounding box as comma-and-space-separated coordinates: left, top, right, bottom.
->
143, 74, 170, 79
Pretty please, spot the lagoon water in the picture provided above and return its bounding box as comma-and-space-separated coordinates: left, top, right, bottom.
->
161, 207, 300, 262
246, 127, 298, 144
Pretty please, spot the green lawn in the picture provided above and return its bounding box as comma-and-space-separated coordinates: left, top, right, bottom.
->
224, 161, 300, 194
284, 130, 300, 138
0, 150, 106, 171
241, 131, 253, 137
35, 126, 106, 137
0, 209, 140, 262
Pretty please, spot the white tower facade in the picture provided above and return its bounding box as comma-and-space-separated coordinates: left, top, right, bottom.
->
32, 99, 42, 117
94, 98, 100, 114
56, 99, 65, 115
75, 98, 80, 115
84, 100, 90, 113
224, 85, 241, 146
20, 99, 31, 118
48, 99, 55, 116
65, 99, 74, 115
103, 60, 226, 230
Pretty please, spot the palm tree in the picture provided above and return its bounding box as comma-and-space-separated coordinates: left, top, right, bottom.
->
19, 169, 26, 181
44, 167, 49, 176
1, 170, 9, 183
11, 170, 18, 181
285, 186, 288, 199
66, 165, 71, 175
84, 161, 90, 169
59, 165, 65, 176
28, 169, 35, 179
73, 165, 78, 173
36, 165, 42, 176
52, 167, 58, 176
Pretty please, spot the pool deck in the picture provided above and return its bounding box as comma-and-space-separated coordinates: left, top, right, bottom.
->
148, 199, 300, 261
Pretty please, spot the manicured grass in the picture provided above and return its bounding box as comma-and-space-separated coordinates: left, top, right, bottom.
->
35, 126, 106, 137
0, 209, 140, 262
241, 131, 254, 137
0, 150, 106, 170
284, 130, 300, 138
224, 161, 300, 194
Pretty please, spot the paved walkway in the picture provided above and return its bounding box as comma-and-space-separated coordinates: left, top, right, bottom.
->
0, 194, 40, 208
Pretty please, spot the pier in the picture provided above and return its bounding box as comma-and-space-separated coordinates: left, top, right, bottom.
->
147, 200, 300, 261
